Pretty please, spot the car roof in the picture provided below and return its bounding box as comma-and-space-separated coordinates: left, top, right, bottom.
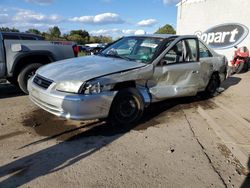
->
126, 34, 197, 39
127, 34, 176, 38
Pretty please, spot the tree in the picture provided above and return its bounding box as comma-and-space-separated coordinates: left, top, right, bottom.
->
99, 36, 113, 43
66, 34, 88, 44
69, 30, 89, 38
155, 24, 176, 34
89, 35, 112, 43
64, 29, 90, 44
26, 28, 41, 35
48, 26, 61, 38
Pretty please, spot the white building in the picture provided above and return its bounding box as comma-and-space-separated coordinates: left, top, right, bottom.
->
176, 0, 250, 63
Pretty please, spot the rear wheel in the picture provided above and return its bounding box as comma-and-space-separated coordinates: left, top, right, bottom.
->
18, 63, 42, 94
108, 88, 144, 126
202, 73, 220, 98
242, 61, 249, 72
235, 62, 246, 74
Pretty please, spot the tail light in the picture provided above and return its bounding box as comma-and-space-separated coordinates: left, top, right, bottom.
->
72, 45, 79, 57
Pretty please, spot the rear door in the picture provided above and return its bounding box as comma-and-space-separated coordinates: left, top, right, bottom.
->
198, 41, 217, 89
148, 38, 201, 100
0, 34, 6, 77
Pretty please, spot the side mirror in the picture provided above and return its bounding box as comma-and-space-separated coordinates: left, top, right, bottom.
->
234, 45, 238, 49
158, 59, 167, 66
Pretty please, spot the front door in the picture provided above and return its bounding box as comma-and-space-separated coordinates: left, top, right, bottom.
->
148, 38, 201, 101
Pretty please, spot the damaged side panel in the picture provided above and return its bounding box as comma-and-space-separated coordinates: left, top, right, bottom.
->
199, 58, 214, 89
92, 64, 154, 104
199, 56, 227, 88
148, 62, 201, 101
93, 64, 153, 85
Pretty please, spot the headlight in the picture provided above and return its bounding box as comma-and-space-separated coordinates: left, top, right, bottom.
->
84, 82, 101, 94
55, 81, 83, 93
82, 82, 113, 95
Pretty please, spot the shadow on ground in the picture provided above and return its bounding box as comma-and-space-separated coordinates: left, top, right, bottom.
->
0, 76, 242, 187
0, 97, 196, 186
220, 76, 241, 90
0, 95, 215, 187
0, 83, 24, 99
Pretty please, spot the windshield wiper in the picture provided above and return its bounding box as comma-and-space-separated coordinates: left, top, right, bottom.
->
100, 53, 133, 61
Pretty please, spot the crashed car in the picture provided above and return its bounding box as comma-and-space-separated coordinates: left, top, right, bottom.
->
28, 35, 227, 125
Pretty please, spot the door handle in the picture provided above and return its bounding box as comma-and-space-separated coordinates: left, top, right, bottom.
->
192, 70, 199, 74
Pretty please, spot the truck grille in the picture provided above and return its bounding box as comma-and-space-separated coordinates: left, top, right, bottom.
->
33, 75, 53, 89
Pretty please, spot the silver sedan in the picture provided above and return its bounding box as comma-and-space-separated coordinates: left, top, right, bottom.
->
28, 35, 227, 126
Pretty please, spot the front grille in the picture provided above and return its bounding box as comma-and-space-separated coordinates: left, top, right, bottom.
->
33, 75, 53, 89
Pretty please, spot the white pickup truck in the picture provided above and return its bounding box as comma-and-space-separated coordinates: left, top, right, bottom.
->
0, 32, 78, 93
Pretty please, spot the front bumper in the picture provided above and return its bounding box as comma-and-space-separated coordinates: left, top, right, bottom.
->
28, 78, 117, 120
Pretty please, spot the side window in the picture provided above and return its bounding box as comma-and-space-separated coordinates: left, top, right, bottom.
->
199, 41, 212, 58
163, 41, 184, 64
162, 39, 198, 65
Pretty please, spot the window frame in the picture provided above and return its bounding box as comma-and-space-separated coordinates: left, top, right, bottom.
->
158, 37, 199, 66
198, 40, 213, 58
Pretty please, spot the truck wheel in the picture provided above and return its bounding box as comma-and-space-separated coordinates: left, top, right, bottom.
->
6, 77, 18, 87
18, 63, 42, 94
202, 73, 220, 98
108, 88, 144, 126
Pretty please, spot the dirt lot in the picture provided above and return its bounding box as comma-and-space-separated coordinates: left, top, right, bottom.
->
0, 73, 250, 187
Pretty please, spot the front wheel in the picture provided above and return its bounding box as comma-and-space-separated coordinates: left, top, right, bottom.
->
108, 88, 145, 126
18, 63, 42, 94
6, 77, 18, 87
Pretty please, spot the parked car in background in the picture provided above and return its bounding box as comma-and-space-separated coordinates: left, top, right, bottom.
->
0, 32, 78, 93
77, 43, 107, 55
88, 46, 105, 55
77, 45, 90, 52
28, 35, 228, 126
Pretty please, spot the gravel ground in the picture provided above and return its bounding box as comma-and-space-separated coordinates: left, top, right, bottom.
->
0, 73, 250, 188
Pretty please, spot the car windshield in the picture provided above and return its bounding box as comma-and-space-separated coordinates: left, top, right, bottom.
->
100, 36, 164, 64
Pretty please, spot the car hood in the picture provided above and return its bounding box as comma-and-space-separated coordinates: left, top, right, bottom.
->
36, 55, 146, 82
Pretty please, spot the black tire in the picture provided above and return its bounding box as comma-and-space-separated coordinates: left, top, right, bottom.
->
108, 88, 145, 126
6, 77, 18, 87
242, 61, 249, 72
202, 73, 220, 98
235, 62, 247, 74
18, 63, 42, 94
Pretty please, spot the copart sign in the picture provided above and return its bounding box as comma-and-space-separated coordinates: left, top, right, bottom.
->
195, 23, 249, 49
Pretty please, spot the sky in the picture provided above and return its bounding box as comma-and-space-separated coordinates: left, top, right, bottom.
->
0, 0, 180, 37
